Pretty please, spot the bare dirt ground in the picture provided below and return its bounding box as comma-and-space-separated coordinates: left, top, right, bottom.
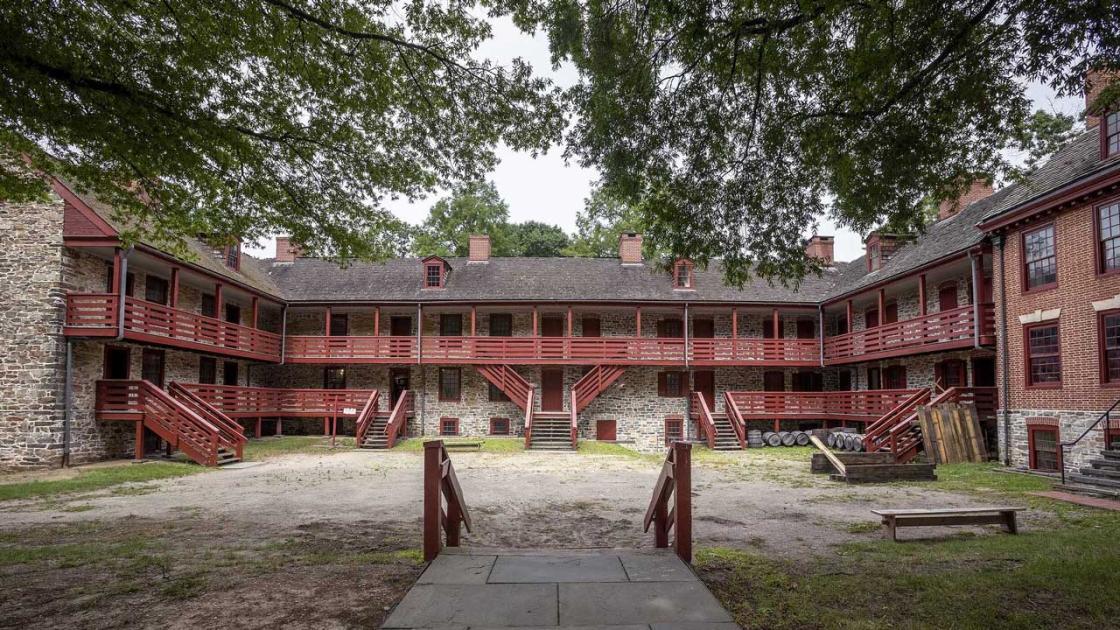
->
0, 445, 1055, 629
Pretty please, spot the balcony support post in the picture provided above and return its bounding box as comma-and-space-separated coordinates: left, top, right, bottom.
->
169, 268, 180, 308
971, 252, 983, 347
567, 305, 573, 337
215, 283, 224, 320
877, 289, 885, 325
683, 303, 690, 369
134, 419, 144, 462
918, 273, 927, 316
845, 300, 853, 333
251, 297, 259, 329
636, 307, 642, 336
114, 247, 132, 340
416, 303, 423, 365
772, 309, 779, 339
280, 305, 288, 364
325, 306, 332, 336
471, 306, 477, 336
731, 307, 738, 358
374, 306, 380, 336
818, 305, 825, 368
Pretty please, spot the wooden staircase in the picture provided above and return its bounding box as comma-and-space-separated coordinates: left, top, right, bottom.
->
527, 412, 575, 450
358, 391, 412, 449
135, 380, 246, 467
1067, 444, 1120, 497
693, 392, 744, 450
476, 365, 532, 412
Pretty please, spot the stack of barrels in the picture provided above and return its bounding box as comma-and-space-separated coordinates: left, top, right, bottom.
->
825, 428, 865, 452
748, 429, 812, 447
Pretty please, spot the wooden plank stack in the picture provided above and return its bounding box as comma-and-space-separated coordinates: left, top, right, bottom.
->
916, 403, 986, 464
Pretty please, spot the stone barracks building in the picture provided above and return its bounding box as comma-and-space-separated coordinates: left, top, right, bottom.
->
1, 86, 1119, 495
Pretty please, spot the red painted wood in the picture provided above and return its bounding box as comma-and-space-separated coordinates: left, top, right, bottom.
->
540, 369, 564, 411
824, 304, 990, 364
725, 389, 921, 421
596, 419, 617, 441
692, 370, 715, 408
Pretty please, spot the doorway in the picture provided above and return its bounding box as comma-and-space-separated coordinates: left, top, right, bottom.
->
390, 368, 411, 406
540, 369, 564, 411
971, 357, 996, 387
141, 349, 165, 386
390, 316, 412, 336
541, 316, 564, 337
692, 370, 715, 408
103, 346, 130, 379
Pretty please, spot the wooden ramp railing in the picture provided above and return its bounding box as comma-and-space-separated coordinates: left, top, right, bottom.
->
423, 440, 472, 561
167, 381, 247, 461
475, 365, 533, 413
523, 387, 536, 448
644, 441, 692, 563
691, 392, 718, 449
384, 391, 414, 449
353, 390, 383, 447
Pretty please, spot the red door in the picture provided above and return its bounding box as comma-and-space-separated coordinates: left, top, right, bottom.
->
692, 319, 714, 338
796, 319, 816, 339
883, 302, 898, 325
693, 370, 716, 408
582, 317, 601, 337
541, 369, 564, 411
865, 308, 879, 328
596, 419, 617, 441
541, 317, 564, 337
763, 371, 785, 391
939, 282, 959, 312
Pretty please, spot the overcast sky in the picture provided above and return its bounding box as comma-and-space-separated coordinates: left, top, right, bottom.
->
250, 16, 1085, 263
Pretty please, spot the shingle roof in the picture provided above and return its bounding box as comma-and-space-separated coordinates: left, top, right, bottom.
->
265, 256, 845, 304
982, 127, 1119, 223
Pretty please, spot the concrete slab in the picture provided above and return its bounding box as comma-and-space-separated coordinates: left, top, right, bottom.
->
470, 626, 649, 630
218, 461, 264, 469
418, 554, 497, 584
489, 554, 628, 583
381, 583, 557, 628
619, 553, 698, 582
650, 624, 741, 630
559, 582, 734, 626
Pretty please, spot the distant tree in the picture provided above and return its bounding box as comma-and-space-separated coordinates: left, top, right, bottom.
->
412, 182, 513, 257
565, 186, 663, 258
507, 220, 570, 256
0, 1, 562, 260
1011, 110, 1080, 174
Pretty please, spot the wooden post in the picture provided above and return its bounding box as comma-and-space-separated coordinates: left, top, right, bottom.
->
846, 300, 853, 333
423, 440, 443, 561
111, 249, 123, 294
532, 306, 538, 336
772, 309, 780, 338
636, 307, 642, 336
731, 307, 738, 358
918, 273, 927, 316
276, 418, 283, 436
251, 296, 259, 329
214, 283, 224, 318
134, 420, 144, 461
653, 488, 668, 549
169, 268, 180, 308
567, 305, 573, 337
877, 289, 885, 324
255, 417, 262, 438
325, 306, 332, 336
470, 306, 477, 336
674, 441, 692, 563
374, 306, 380, 336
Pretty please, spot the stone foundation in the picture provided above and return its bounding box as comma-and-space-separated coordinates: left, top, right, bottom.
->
999, 408, 1112, 475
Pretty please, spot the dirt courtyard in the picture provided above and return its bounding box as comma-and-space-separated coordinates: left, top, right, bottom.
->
0, 444, 1057, 628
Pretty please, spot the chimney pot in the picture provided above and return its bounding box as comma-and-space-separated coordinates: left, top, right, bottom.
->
938, 178, 994, 221
468, 234, 491, 262
805, 235, 834, 265
275, 236, 303, 263
619, 232, 643, 264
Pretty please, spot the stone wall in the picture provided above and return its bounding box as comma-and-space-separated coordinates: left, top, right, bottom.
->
998, 409, 1110, 474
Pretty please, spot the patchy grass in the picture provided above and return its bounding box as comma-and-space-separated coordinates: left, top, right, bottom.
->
844, 521, 881, 534
0, 462, 201, 502
242, 436, 355, 461
577, 441, 658, 461
395, 437, 524, 454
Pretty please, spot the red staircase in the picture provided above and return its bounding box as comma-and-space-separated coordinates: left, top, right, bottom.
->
862, 389, 931, 462
566, 366, 626, 449
359, 391, 416, 449
476, 365, 533, 413
167, 382, 246, 463
692, 392, 744, 450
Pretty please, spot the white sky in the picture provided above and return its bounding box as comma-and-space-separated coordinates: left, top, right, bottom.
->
249, 17, 1085, 263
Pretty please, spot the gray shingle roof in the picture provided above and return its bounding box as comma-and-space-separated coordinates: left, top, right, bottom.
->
265, 257, 845, 304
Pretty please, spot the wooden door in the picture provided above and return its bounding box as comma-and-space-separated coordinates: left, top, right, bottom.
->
692, 319, 714, 338
541, 316, 564, 337
796, 319, 816, 339
390, 368, 410, 406
103, 346, 130, 379
581, 317, 601, 337
223, 361, 239, 386
390, 316, 412, 336
971, 357, 996, 387
225, 303, 241, 325
883, 303, 898, 325
141, 349, 165, 386
596, 419, 617, 441
763, 371, 785, 391
865, 308, 879, 329
540, 369, 564, 411
939, 282, 959, 311
692, 370, 715, 408
329, 313, 349, 336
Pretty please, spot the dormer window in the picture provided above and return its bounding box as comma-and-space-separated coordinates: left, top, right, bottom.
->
1106, 111, 1120, 158
422, 256, 448, 289
867, 243, 881, 272
223, 243, 241, 270
673, 259, 694, 289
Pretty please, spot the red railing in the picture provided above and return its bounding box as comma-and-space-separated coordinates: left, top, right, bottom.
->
824, 304, 993, 363
423, 440, 472, 561
167, 382, 246, 461
384, 391, 414, 449
644, 441, 692, 563
570, 390, 579, 449
178, 384, 375, 418
572, 365, 626, 414
691, 392, 718, 448
65, 293, 281, 361
284, 335, 417, 362
726, 389, 922, 421
724, 391, 748, 444
96, 380, 227, 466
689, 338, 819, 364
353, 390, 383, 447
523, 387, 536, 448
862, 389, 931, 457
476, 365, 533, 412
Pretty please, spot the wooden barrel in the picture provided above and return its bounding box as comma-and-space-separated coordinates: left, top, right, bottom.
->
825, 433, 836, 448
852, 435, 864, 452
795, 431, 810, 446
762, 431, 782, 447
842, 434, 855, 450
780, 431, 797, 447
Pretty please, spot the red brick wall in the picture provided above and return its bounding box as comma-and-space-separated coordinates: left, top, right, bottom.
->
994, 197, 1120, 412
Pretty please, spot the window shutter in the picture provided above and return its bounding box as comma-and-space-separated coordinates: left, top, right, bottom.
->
657, 372, 667, 397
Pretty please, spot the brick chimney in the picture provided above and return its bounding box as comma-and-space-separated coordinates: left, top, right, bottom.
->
865, 232, 908, 272
804, 235, 834, 265
938, 179, 995, 221
619, 232, 643, 264
274, 236, 303, 263
468, 234, 491, 263
1086, 69, 1119, 129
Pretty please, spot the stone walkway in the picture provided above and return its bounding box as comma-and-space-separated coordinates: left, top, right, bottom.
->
381, 548, 739, 629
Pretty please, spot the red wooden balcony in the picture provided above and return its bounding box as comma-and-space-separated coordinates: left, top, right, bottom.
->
725, 389, 922, 422
823, 303, 994, 364
96, 381, 377, 419
66, 293, 282, 362
283, 335, 818, 365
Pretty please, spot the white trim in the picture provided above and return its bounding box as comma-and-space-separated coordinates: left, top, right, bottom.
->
1018, 308, 1061, 324
1092, 294, 1120, 312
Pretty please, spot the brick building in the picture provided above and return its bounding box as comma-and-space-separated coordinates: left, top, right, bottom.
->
1, 83, 1118, 494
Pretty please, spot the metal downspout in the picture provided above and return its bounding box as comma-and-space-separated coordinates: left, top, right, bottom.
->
996, 235, 1011, 466
683, 302, 690, 435
818, 304, 825, 368
279, 305, 288, 365
115, 247, 134, 340
971, 253, 982, 348
62, 341, 73, 468
417, 303, 424, 436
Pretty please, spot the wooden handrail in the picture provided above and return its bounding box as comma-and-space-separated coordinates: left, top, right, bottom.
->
353, 390, 382, 447
863, 389, 931, 447
643, 441, 692, 563
138, 380, 224, 466
823, 303, 986, 362
423, 440, 472, 561
167, 381, 246, 460
523, 387, 535, 448
691, 392, 717, 448
384, 391, 413, 449
570, 390, 579, 450
723, 391, 748, 448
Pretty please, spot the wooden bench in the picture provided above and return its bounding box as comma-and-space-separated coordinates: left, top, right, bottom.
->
442, 441, 483, 452
870, 507, 1025, 541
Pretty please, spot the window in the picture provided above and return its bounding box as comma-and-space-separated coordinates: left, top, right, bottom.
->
1023, 224, 1057, 290
439, 368, 461, 401
935, 359, 966, 389
103, 346, 130, 379
201, 294, 216, 318
938, 282, 959, 311
440, 314, 463, 336
883, 302, 898, 325
838, 370, 852, 391
329, 313, 349, 336
1098, 200, 1120, 273
664, 418, 684, 446
424, 263, 443, 288
1028, 423, 1061, 471
223, 244, 241, 270
1106, 111, 1120, 158
867, 367, 882, 390
198, 357, 217, 385
489, 313, 512, 337
657, 371, 685, 397
223, 361, 239, 386
883, 365, 907, 389
489, 418, 510, 436
762, 317, 780, 339
867, 243, 881, 271
1102, 312, 1120, 383
673, 260, 693, 288
103, 264, 135, 296
582, 317, 601, 337
323, 367, 346, 389
864, 308, 879, 329
145, 276, 169, 305
440, 417, 459, 436
796, 319, 816, 339
1025, 323, 1061, 386
488, 383, 510, 402
657, 318, 683, 338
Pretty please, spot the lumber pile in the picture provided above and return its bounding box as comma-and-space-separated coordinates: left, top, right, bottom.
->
809, 433, 936, 484
916, 403, 986, 464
